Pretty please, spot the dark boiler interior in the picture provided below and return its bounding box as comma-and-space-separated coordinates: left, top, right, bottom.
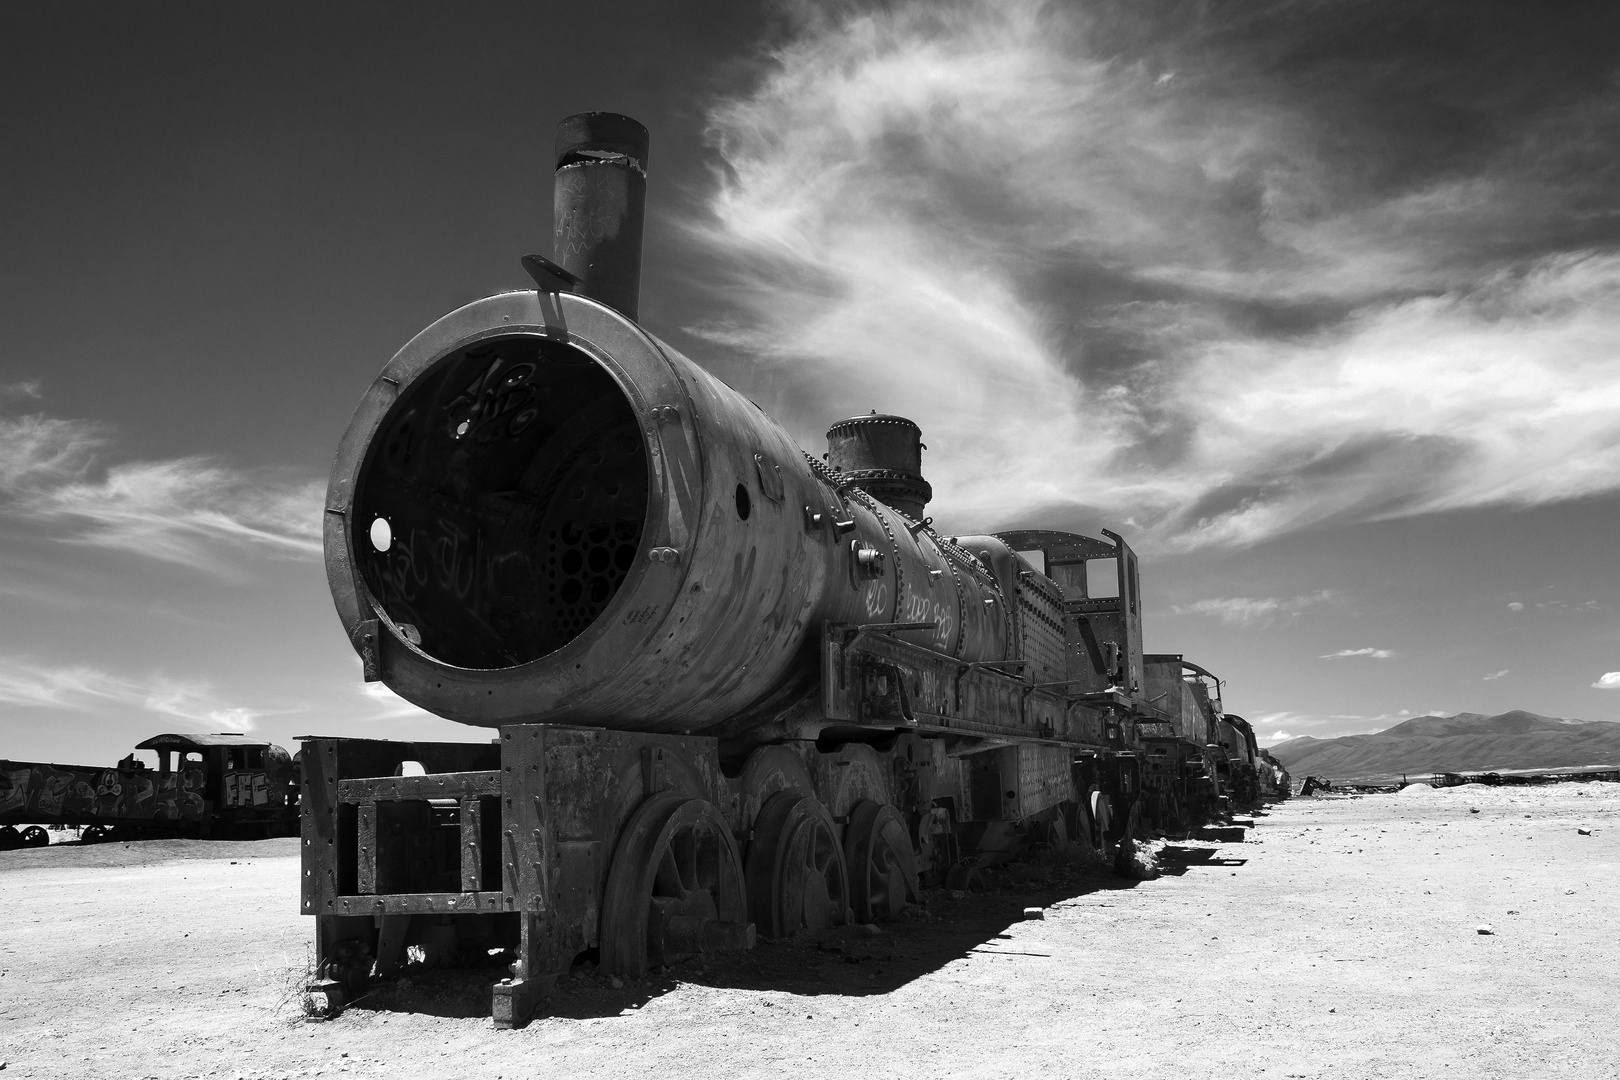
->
354, 336, 648, 668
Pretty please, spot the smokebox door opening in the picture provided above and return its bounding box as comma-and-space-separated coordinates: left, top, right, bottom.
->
353, 335, 649, 669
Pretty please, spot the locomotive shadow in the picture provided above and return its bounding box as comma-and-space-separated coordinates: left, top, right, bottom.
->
338, 861, 1137, 1021
545, 850, 1248, 1019
340, 835, 1260, 1023
1153, 844, 1250, 875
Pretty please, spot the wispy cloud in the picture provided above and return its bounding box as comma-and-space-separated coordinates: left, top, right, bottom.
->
0, 380, 43, 404
1483, 669, 1509, 681
1254, 706, 1424, 742
1252, 709, 1383, 743
0, 655, 276, 730
0, 411, 322, 572
695, 0, 1620, 548
1594, 672, 1620, 690
1320, 647, 1395, 660
1172, 590, 1334, 627
354, 682, 441, 723
1532, 599, 1601, 614
1508, 602, 1525, 612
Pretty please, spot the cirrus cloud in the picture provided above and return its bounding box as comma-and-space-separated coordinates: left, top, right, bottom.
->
0, 654, 277, 731
693, 0, 1620, 549
1320, 648, 1395, 660
0, 410, 322, 574
1171, 590, 1335, 627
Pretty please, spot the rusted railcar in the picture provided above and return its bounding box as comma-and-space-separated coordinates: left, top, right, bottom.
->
303, 112, 1255, 1026
1136, 655, 1270, 827
0, 733, 298, 848
1256, 749, 1292, 799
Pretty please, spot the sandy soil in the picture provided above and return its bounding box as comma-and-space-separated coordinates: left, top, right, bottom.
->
2, 782, 1616, 1079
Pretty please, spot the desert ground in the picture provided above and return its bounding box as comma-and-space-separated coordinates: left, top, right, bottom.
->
2, 782, 1616, 1080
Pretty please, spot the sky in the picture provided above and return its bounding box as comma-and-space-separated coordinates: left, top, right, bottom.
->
2, 0, 1618, 765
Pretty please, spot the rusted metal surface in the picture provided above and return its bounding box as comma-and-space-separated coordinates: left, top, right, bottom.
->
1142, 654, 1208, 744
996, 529, 1145, 698
553, 112, 648, 320
302, 725, 744, 1025
842, 801, 918, 922
820, 621, 1118, 747
1257, 748, 1292, 799
323, 286, 1032, 735
825, 413, 932, 520
745, 791, 848, 937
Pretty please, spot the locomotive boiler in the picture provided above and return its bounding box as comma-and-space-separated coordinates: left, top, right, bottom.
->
303, 112, 1264, 1026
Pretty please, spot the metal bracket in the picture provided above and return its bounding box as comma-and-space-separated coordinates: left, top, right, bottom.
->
520, 253, 580, 293
839, 620, 938, 648
351, 619, 381, 682
754, 454, 785, 503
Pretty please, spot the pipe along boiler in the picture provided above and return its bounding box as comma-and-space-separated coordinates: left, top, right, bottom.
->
305, 112, 1272, 1026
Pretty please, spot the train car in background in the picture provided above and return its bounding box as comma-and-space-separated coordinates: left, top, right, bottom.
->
1137, 656, 1220, 828
0, 732, 299, 848
1212, 712, 1262, 808
1256, 748, 1292, 800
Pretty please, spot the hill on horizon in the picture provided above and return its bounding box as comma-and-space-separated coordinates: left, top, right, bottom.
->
1269, 710, 1620, 780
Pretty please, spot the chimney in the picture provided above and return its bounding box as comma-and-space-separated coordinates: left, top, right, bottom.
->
553, 112, 650, 321
825, 413, 932, 520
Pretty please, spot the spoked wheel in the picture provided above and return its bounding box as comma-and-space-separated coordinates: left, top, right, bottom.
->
1035, 812, 1070, 852
0, 826, 21, 851
843, 801, 919, 923
746, 792, 849, 938
20, 825, 49, 848
81, 824, 109, 844
599, 793, 753, 976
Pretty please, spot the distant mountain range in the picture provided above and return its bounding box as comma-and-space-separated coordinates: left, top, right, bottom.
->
1268, 710, 1620, 781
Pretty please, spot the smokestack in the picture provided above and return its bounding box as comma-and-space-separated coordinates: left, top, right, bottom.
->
826, 413, 933, 521
553, 112, 650, 321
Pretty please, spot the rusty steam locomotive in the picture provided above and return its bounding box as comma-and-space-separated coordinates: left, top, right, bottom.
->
303, 113, 1275, 1026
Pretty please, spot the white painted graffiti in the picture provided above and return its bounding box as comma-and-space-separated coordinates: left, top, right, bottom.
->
896, 581, 956, 649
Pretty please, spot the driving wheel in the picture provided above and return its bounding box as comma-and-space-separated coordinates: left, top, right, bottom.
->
20, 825, 49, 848
1036, 812, 1070, 852
843, 801, 918, 922
599, 793, 753, 976
746, 792, 849, 938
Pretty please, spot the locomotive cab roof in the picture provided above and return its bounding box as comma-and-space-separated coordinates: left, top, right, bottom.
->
135, 732, 274, 750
